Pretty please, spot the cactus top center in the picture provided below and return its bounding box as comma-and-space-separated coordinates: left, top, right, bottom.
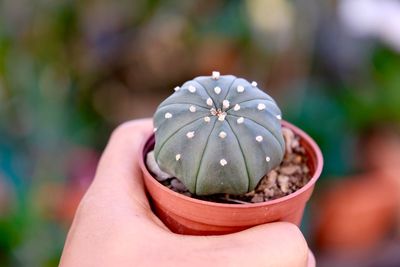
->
210, 108, 227, 121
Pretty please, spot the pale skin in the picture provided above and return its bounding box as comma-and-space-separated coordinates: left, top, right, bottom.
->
60, 119, 315, 267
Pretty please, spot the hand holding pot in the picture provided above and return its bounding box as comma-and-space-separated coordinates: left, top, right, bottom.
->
60, 119, 314, 267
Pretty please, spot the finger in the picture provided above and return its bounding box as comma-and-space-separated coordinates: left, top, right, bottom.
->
85, 119, 153, 209
307, 250, 316, 267
174, 222, 309, 267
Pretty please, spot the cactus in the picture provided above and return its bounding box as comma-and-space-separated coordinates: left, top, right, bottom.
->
153, 72, 285, 195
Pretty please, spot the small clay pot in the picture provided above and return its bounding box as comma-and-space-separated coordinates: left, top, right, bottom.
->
140, 121, 323, 235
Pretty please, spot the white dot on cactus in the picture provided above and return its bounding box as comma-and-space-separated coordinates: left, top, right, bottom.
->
214, 86, 221, 95
257, 103, 266, 111
175, 154, 181, 161
233, 104, 240, 111
153, 127, 157, 132
266, 156, 271, 162
188, 85, 196, 93
251, 81, 257, 87
276, 115, 282, 120
206, 98, 213, 106
219, 131, 227, 138
256, 135, 263, 142
189, 105, 196, 112
220, 159, 227, 166
218, 113, 226, 121
204, 116, 211, 122
222, 100, 230, 109
237, 117, 244, 124
212, 71, 220, 79
186, 131, 195, 139
165, 112, 172, 119
237, 85, 245, 93
174, 86, 180, 92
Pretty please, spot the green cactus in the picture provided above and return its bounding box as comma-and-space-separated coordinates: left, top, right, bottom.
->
153, 72, 285, 195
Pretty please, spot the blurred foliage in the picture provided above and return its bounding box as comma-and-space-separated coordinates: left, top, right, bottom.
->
341, 47, 400, 128
0, 0, 400, 265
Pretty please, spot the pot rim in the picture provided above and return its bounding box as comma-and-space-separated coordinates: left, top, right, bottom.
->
139, 120, 323, 208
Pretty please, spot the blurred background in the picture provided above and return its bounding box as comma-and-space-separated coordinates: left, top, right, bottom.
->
1, 0, 400, 266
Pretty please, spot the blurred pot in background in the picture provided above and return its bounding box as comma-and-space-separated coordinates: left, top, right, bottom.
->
314, 127, 400, 254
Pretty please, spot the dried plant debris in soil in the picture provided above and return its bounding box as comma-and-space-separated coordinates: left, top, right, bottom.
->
146, 127, 311, 204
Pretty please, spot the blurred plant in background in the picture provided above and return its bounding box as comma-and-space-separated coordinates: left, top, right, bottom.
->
1, 0, 400, 266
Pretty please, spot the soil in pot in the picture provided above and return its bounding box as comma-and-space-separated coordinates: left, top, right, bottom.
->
146, 126, 311, 204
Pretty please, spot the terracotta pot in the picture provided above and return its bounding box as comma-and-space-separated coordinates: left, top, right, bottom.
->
314, 173, 398, 252
140, 121, 323, 235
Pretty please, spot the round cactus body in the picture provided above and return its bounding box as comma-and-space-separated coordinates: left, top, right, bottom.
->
153, 72, 285, 195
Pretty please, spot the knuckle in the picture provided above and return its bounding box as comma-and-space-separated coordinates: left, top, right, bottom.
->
73, 193, 96, 218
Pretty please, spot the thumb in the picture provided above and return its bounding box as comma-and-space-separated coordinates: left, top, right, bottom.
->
176, 222, 310, 267
85, 119, 153, 209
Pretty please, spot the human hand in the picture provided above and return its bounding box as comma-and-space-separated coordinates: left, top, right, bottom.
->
60, 119, 314, 267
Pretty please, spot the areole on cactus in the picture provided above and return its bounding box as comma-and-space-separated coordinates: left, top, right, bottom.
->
153, 72, 285, 195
